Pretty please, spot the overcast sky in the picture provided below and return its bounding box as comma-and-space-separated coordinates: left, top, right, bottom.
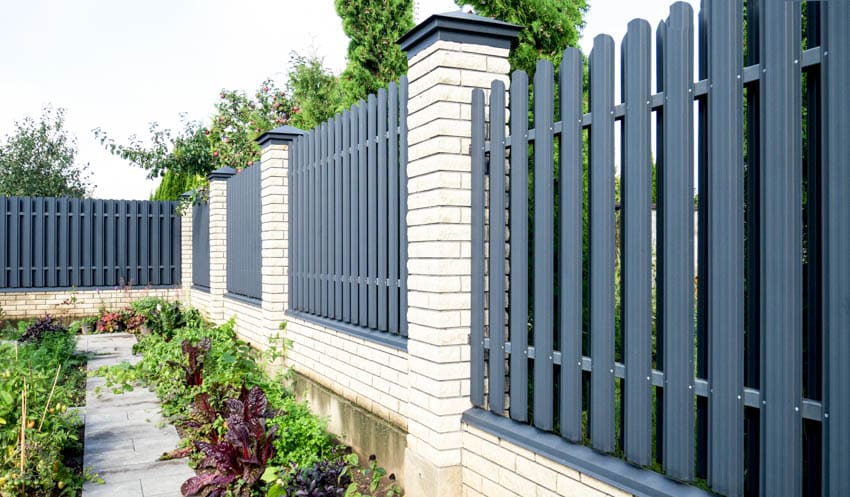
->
0, 0, 699, 200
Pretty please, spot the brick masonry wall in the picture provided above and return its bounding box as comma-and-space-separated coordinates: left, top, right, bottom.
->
1, 287, 180, 319
285, 315, 409, 429
462, 424, 634, 497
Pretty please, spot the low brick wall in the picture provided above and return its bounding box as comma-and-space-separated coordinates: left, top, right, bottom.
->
461, 424, 633, 497
0, 286, 181, 319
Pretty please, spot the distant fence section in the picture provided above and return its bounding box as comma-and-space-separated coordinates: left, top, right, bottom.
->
192, 202, 210, 289
471, 2, 844, 496
226, 164, 262, 301
290, 79, 409, 339
0, 196, 181, 289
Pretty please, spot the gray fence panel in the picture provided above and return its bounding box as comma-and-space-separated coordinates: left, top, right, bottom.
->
388, 83, 400, 335
558, 50, 582, 440
706, 0, 745, 493
377, 88, 388, 332
488, 79, 507, 416
660, 2, 695, 480
192, 203, 210, 288
471, 88, 486, 409
760, 1, 803, 495
509, 69, 529, 424
589, 35, 616, 453
533, 61, 555, 432
226, 164, 262, 300
622, 18, 653, 467
824, 2, 850, 496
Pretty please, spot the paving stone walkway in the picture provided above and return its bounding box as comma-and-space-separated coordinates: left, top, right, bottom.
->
77, 333, 194, 497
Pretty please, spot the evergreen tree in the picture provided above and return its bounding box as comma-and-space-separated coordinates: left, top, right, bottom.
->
335, 0, 414, 105
456, 0, 587, 75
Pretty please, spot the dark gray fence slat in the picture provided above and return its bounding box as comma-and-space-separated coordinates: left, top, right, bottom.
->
328, 119, 336, 316
322, 122, 329, 315
660, 2, 695, 480
0, 198, 7, 288
94, 199, 104, 286
706, 0, 745, 493
377, 88, 388, 332
760, 1, 802, 495
358, 101, 368, 326
351, 105, 361, 322
823, 2, 850, 495
388, 82, 400, 335
83, 199, 94, 286
118, 201, 127, 285
367, 94, 378, 329
172, 203, 180, 285
470, 88, 486, 409
510, 69, 530, 424
589, 35, 616, 452
162, 202, 172, 285
46, 199, 57, 287
128, 201, 138, 286
533, 60, 555, 431
654, 20, 667, 466
335, 114, 344, 320
621, 18, 652, 467
488, 80, 508, 415
34, 199, 45, 287
59, 199, 69, 287
293, 138, 301, 309
399, 76, 409, 337
312, 130, 320, 313
106, 202, 116, 285
558, 51, 582, 439
21, 198, 31, 287
342, 111, 351, 321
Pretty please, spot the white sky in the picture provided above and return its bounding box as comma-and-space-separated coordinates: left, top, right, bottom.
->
0, 0, 699, 200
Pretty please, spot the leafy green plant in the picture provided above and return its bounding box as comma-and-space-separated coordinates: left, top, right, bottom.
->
168, 338, 211, 387
18, 315, 66, 344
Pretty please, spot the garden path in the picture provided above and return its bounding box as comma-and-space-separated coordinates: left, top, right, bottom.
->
77, 333, 194, 497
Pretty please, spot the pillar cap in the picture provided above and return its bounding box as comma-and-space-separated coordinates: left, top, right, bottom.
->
178, 191, 192, 200
208, 166, 236, 181
398, 11, 521, 60
256, 125, 304, 148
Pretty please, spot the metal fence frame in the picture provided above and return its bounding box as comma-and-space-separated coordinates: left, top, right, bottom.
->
469, 1, 848, 496
0, 196, 180, 290
226, 164, 262, 301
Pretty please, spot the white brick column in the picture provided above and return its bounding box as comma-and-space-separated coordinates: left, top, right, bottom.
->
398, 13, 519, 497
207, 166, 236, 323
257, 126, 303, 346
178, 192, 193, 306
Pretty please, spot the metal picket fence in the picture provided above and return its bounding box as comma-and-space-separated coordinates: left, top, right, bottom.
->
289, 78, 409, 340
470, 1, 847, 496
226, 164, 262, 301
0, 196, 181, 289
192, 202, 210, 289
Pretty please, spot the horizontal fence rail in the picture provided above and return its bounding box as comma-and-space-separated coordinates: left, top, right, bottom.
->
192, 202, 210, 289
290, 78, 408, 339
470, 1, 847, 496
0, 196, 181, 289
226, 164, 262, 301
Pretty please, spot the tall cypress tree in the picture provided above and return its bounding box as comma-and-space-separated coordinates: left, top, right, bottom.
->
335, 0, 414, 105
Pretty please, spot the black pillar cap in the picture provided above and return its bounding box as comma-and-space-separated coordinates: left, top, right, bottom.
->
398, 11, 521, 60
207, 166, 237, 181
256, 125, 305, 148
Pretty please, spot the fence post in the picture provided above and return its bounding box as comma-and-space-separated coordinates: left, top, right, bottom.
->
398, 13, 519, 497
207, 166, 236, 323
178, 192, 193, 305
256, 126, 303, 345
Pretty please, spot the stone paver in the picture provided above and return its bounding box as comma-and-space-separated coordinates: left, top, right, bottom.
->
77, 334, 194, 497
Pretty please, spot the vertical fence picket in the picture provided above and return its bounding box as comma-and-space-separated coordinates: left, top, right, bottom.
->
558, 52, 582, 439
118, 201, 127, 285
622, 18, 653, 466
823, 2, 850, 495
328, 120, 337, 316
312, 130, 319, 314
46, 199, 57, 287
660, 2, 695, 480
128, 201, 138, 286
106, 201, 116, 285
293, 138, 300, 309
70, 199, 80, 287
510, 69, 530, 424
93, 200, 103, 286
367, 95, 378, 329
0, 198, 6, 288
471, 88, 486, 409
58, 199, 69, 287
533, 60, 555, 431
706, 0, 745, 493
163, 201, 173, 285
654, 19, 667, 467
760, 1, 802, 495
589, 35, 616, 452
34, 199, 45, 287
335, 115, 344, 320
7, 198, 15, 287
488, 80, 508, 415
152, 201, 162, 286
377, 88, 388, 332
388, 83, 400, 335
359, 100, 369, 326
399, 76, 409, 337
322, 122, 330, 316
341, 111, 351, 322
351, 104, 362, 323
83, 199, 93, 286
21, 198, 31, 287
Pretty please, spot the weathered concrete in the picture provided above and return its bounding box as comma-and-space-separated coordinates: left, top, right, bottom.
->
78, 334, 194, 497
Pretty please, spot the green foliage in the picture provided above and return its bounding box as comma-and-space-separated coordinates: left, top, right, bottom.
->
335, 0, 413, 105
456, 0, 587, 76
0, 326, 87, 496
285, 53, 345, 130
152, 170, 205, 201
0, 106, 93, 198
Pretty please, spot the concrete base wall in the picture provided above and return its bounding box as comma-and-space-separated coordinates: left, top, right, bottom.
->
1, 287, 180, 319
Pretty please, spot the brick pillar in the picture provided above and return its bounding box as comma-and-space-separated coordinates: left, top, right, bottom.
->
398, 13, 519, 497
178, 192, 193, 306
256, 126, 303, 345
207, 166, 236, 323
